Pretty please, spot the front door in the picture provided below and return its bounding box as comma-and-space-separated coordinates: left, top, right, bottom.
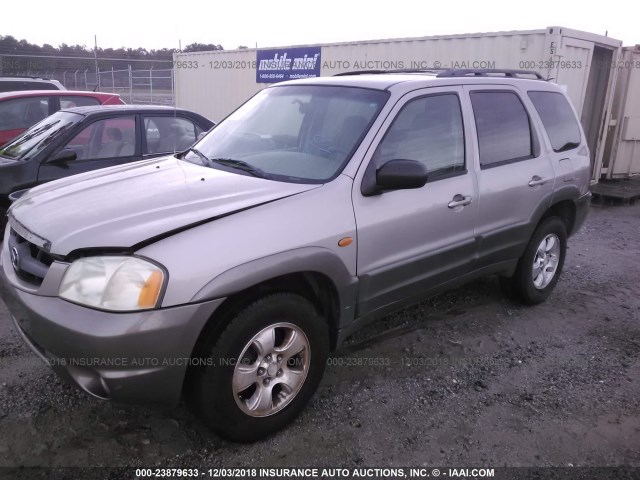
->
38, 115, 140, 184
352, 87, 478, 316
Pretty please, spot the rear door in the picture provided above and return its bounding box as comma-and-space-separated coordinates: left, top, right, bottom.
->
352, 87, 479, 316
37, 114, 141, 183
465, 85, 556, 268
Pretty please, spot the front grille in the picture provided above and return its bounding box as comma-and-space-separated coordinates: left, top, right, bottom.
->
7, 228, 54, 286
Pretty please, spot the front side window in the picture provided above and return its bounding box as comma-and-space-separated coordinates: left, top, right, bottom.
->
528, 91, 581, 152
374, 93, 465, 178
64, 117, 136, 160
188, 85, 389, 183
470, 91, 533, 167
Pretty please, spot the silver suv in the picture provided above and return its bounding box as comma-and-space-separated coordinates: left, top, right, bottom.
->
0, 69, 591, 441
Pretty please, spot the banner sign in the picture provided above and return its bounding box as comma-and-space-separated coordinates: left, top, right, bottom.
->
256, 47, 322, 83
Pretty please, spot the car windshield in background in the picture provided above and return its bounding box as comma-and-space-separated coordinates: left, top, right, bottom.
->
0, 111, 82, 161
186, 85, 389, 183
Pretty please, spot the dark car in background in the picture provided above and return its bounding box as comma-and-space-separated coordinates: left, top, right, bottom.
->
0, 104, 213, 230
0, 76, 65, 92
0, 90, 125, 147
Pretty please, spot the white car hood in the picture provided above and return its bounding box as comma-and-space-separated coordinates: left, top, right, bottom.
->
10, 156, 320, 256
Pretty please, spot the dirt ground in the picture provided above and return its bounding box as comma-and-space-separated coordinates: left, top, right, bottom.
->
0, 202, 638, 474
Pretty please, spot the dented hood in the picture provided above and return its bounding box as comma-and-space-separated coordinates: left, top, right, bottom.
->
10, 156, 319, 256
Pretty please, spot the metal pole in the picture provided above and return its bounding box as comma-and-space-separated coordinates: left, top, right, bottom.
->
150, 66, 154, 104
94, 35, 100, 91
74, 70, 79, 89
84, 69, 88, 90
112, 67, 115, 93
129, 65, 133, 103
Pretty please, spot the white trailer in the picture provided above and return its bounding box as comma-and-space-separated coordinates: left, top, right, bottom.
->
175, 26, 622, 180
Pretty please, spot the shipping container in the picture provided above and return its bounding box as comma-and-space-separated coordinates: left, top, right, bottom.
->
602, 45, 640, 178
175, 26, 622, 180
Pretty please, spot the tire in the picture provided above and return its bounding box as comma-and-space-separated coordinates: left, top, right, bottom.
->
188, 293, 329, 442
0, 208, 7, 240
504, 216, 567, 305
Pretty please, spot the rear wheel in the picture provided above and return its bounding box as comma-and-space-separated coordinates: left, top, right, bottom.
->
503, 216, 567, 305
188, 293, 329, 442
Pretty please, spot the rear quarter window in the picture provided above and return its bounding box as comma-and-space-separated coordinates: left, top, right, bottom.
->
59, 96, 101, 109
528, 91, 581, 152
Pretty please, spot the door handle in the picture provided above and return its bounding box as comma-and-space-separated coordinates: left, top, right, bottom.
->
448, 194, 472, 209
528, 176, 548, 187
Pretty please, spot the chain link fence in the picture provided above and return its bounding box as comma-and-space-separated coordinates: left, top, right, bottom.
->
35, 67, 175, 105
98, 67, 174, 105
0, 55, 175, 105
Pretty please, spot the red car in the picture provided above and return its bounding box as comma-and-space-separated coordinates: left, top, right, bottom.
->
0, 90, 124, 147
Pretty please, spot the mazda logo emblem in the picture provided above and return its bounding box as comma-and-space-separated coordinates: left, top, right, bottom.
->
10, 247, 19, 271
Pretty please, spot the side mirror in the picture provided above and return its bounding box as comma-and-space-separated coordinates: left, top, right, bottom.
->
47, 148, 77, 165
362, 159, 429, 196
8, 189, 28, 203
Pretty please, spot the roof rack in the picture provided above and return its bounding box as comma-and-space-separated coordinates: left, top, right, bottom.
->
333, 68, 546, 80
435, 69, 545, 80
334, 69, 441, 77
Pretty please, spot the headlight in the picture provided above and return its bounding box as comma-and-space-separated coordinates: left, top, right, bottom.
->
59, 256, 166, 311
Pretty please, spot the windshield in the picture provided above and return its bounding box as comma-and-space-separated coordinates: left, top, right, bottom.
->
185, 85, 389, 183
0, 111, 82, 161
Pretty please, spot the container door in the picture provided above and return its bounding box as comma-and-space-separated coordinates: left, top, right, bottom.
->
552, 33, 620, 181
609, 48, 640, 177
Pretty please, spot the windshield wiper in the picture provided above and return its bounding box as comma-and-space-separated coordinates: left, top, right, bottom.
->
208, 157, 267, 178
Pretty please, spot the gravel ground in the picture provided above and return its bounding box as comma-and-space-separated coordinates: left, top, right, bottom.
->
0, 203, 639, 473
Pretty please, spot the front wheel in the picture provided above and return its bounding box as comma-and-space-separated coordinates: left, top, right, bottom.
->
188, 293, 329, 442
503, 216, 567, 305
0, 208, 7, 240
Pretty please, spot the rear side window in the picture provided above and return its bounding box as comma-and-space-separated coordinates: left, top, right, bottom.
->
0, 97, 50, 130
470, 91, 533, 167
528, 91, 581, 152
375, 93, 465, 178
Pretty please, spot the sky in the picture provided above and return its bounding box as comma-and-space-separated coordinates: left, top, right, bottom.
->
4, 0, 639, 51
